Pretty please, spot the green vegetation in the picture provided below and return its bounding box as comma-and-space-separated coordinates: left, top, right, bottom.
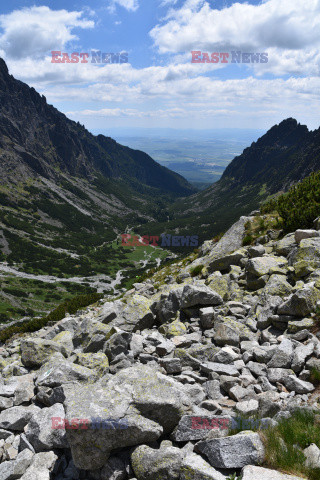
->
242, 214, 281, 246
0, 276, 98, 323
190, 264, 204, 277
261, 171, 320, 232
0, 292, 103, 343
310, 367, 320, 386
226, 474, 241, 480
262, 409, 320, 480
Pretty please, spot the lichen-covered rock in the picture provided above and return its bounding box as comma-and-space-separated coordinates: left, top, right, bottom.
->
73, 319, 116, 349
21, 339, 68, 368
263, 275, 293, 297
246, 256, 287, 278
35, 359, 97, 388
115, 294, 155, 331
214, 317, 254, 346
277, 283, 320, 317
274, 234, 297, 256
289, 237, 320, 277
288, 318, 314, 333
159, 320, 187, 338
63, 364, 186, 470
180, 452, 226, 480
52, 331, 74, 353
74, 352, 109, 375
131, 444, 182, 480
206, 273, 230, 301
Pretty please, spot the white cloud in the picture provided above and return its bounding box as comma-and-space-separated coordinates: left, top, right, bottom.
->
151, 0, 320, 53
107, 0, 139, 13
149, 0, 320, 78
0, 6, 94, 59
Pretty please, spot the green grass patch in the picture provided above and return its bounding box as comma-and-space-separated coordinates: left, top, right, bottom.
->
262, 409, 320, 479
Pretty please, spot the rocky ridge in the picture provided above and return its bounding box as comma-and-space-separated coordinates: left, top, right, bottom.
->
1, 214, 320, 479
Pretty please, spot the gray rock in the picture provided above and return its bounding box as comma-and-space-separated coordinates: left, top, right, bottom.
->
0, 448, 34, 480
213, 347, 239, 364
257, 392, 281, 417
0, 429, 14, 440
247, 361, 267, 378
20, 451, 58, 480
0, 397, 13, 410
160, 358, 182, 374
104, 331, 132, 361
196, 431, 265, 469
206, 216, 250, 263
25, 403, 68, 451
248, 245, 266, 258
284, 375, 315, 394
303, 443, 320, 468
200, 307, 215, 330
98, 301, 119, 324
220, 376, 241, 394
63, 364, 186, 470
0, 405, 40, 431
208, 250, 246, 273
204, 380, 223, 401
7, 375, 35, 406
155, 287, 184, 324
267, 350, 292, 369
229, 385, 255, 402
20, 339, 67, 368
278, 283, 320, 317
267, 368, 294, 384
246, 256, 287, 277
35, 359, 97, 388
292, 342, 314, 372
131, 444, 182, 480
235, 399, 259, 416
200, 362, 239, 377
241, 465, 305, 479
171, 415, 231, 442
295, 229, 320, 244
181, 285, 223, 309
180, 452, 225, 480
274, 234, 297, 256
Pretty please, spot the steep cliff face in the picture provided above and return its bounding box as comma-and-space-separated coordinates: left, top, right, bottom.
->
0, 58, 195, 197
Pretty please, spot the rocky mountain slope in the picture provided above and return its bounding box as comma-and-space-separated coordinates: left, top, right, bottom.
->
0, 212, 320, 479
146, 118, 320, 245
0, 57, 195, 318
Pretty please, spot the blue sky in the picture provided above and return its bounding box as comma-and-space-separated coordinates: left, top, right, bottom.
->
0, 0, 319, 132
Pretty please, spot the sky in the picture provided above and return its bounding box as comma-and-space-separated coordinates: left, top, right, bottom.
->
0, 0, 319, 132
